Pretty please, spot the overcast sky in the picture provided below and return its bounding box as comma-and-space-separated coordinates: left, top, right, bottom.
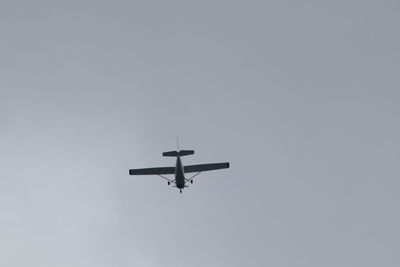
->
1, 1, 399, 266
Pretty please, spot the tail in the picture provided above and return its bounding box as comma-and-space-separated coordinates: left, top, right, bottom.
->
163, 138, 193, 156
163, 150, 194, 157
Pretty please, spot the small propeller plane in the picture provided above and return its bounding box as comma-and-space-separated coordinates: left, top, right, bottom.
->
129, 144, 229, 193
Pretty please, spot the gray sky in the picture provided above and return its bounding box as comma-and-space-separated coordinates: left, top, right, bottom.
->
1, 1, 399, 266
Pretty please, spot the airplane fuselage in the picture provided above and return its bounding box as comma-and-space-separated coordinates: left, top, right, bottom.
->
175, 156, 186, 189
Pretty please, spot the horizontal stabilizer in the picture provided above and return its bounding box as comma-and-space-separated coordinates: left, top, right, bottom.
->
184, 162, 229, 173
162, 150, 194, 157
129, 167, 175, 175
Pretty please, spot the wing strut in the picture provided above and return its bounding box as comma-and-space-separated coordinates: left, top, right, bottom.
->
186, 172, 201, 183
158, 175, 175, 184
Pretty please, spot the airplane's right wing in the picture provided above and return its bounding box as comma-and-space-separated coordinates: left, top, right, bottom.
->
129, 167, 175, 175
184, 162, 230, 173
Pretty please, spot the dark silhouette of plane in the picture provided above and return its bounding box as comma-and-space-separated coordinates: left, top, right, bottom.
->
129, 143, 229, 193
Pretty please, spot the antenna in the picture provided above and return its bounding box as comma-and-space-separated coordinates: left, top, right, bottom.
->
176, 137, 180, 151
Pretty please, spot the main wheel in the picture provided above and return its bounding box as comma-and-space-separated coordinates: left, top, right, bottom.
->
168, 181, 170, 185
180, 189, 182, 193
190, 180, 193, 184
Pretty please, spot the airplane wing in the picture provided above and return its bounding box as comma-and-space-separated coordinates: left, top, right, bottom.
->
184, 162, 230, 173
129, 167, 175, 175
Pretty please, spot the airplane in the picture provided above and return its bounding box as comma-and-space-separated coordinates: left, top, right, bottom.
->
129, 144, 229, 193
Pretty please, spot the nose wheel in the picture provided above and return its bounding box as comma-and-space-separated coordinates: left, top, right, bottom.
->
180, 189, 182, 193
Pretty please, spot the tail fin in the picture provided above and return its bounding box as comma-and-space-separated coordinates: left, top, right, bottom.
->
163, 150, 194, 157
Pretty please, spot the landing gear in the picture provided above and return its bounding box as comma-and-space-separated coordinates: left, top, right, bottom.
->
167, 181, 170, 185
190, 180, 193, 184
180, 189, 182, 193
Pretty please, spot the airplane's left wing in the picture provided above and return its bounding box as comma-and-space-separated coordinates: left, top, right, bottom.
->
129, 167, 175, 175
184, 162, 229, 173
